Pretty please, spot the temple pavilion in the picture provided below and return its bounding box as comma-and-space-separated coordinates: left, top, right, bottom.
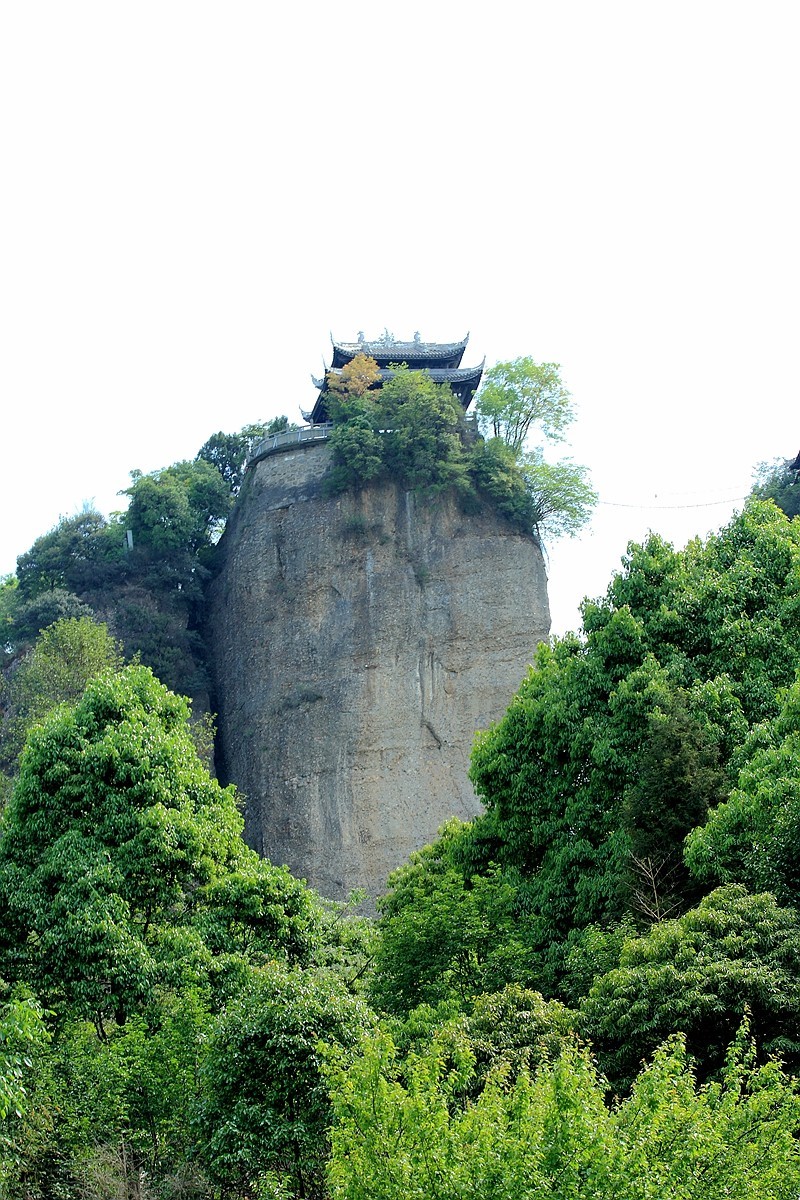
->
305, 331, 484, 425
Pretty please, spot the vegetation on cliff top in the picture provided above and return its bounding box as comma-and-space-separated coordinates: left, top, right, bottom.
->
325, 353, 598, 541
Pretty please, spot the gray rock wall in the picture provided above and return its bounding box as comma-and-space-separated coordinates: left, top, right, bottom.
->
208, 442, 550, 899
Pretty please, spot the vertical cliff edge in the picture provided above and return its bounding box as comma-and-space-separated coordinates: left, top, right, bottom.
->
207, 441, 550, 899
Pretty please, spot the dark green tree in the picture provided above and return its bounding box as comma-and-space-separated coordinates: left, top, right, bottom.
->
196, 421, 286, 495
751, 456, 800, 519
196, 962, 374, 1198
581, 886, 800, 1088
10, 588, 95, 648
0, 665, 318, 1029
15, 509, 121, 603
685, 675, 800, 906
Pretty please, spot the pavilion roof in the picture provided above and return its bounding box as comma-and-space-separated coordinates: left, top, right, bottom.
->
306, 332, 484, 425
331, 332, 469, 370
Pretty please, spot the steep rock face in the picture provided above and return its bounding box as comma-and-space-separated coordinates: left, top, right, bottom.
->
208, 442, 550, 899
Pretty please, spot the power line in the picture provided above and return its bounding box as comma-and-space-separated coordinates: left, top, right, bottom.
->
599, 496, 748, 511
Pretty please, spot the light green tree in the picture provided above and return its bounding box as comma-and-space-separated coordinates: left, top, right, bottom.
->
474, 357, 596, 539
475, 357, 575, 454
326, 1021, 800, 1200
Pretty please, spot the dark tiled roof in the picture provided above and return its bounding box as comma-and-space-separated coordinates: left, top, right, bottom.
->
331, 333, 469, 370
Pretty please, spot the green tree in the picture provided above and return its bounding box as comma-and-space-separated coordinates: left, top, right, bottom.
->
463, 501, 800, 991
751, 456, 800, 519
371, 821, 527, 1017
327, 1022, 800, 1200
123, 458, 231, 556
685, 675, 800, 905
197, 421, 278, 495
1, 617, 122, 771
0, 578, 18, 656
0, 665, 318, 1028
326, 360, 471, 497
11, 588, 95, 648
10, 617, 122, 723
0, 990, 50, 1192
474, 357, 574, 454
473, 358, 596, 540
519, 449, 598, 539
327, 409, 384, 493
197, 962, 374, 1199
581, 886, 800, 1088
379, 368, 469, 493
15, 509, 120, 603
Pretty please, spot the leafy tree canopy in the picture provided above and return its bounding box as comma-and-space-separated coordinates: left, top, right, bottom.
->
122, 458, 232, 556
196, 962, 375, 1198
15, 509, 122, 603
751, 456, 800, 519
0, 664, 319, 1029
0, 617, 122, 771
327, 1020, 800, 1200
474, 357, 574, 454
453, 501, 800, 990
370, 820, 528, 1017
581, 886, 800, 1088
196, 418, 297, 496
685, 675, 800, 906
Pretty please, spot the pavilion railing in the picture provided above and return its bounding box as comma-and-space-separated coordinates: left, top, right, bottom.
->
247, 423, 333, 469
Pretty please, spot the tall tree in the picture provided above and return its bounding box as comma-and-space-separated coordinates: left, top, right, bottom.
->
462, 501, 800, 990
474, 357, 574, 454
0, 664, 318, 1028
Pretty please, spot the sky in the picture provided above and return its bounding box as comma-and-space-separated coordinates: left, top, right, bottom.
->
1, 2, 797, 637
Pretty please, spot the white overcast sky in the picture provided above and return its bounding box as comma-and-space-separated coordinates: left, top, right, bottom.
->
1, 2, 797, 637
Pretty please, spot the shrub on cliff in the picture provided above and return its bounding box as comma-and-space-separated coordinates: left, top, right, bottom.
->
324, 353, 596, 542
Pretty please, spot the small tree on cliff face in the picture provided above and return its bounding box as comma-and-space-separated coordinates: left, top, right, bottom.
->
474, 357, 596, 541
326, 353, 382, 409
475, 358, 575, 454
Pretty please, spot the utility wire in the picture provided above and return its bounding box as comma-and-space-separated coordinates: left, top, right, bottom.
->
598, 496, 748, 511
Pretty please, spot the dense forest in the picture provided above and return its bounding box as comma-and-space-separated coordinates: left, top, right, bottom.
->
2, 367, 800, 1197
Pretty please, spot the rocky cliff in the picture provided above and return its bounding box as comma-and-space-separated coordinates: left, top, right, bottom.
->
208, 441, 550, 899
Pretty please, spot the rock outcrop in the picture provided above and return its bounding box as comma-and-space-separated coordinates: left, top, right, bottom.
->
208, 441, 550, 899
